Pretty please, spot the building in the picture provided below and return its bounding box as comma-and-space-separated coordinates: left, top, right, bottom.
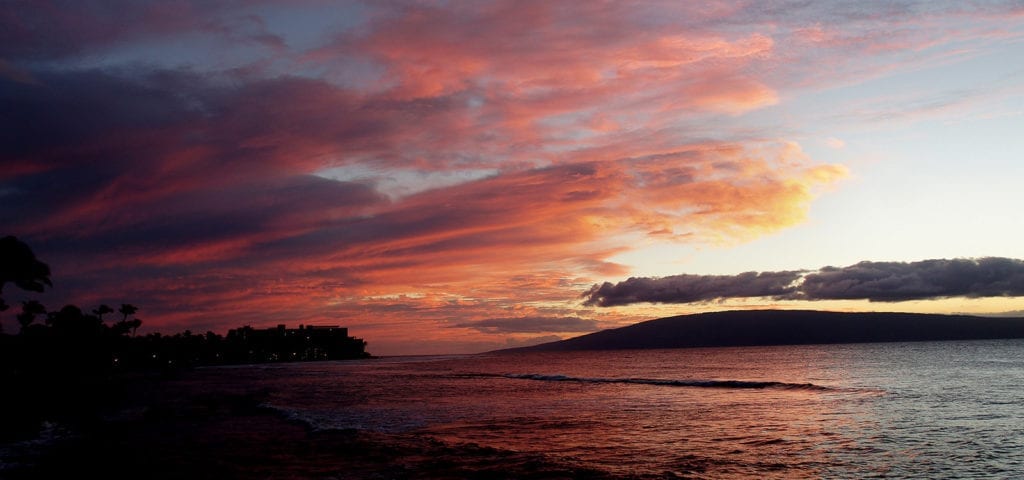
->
224, 324, 369, 362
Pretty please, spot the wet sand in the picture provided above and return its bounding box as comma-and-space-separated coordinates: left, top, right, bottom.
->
1, 371, 631, 480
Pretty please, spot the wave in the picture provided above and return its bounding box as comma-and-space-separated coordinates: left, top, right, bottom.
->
498, 373, 833, 391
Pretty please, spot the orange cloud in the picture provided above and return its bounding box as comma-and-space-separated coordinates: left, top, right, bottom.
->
1, 0, 926, 354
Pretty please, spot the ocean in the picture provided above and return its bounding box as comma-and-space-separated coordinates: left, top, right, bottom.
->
155, 340, 1024, 478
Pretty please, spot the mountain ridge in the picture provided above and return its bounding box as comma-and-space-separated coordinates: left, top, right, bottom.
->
497, 310, 1024, 353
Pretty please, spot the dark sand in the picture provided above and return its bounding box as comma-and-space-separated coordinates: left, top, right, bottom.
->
1, 370, 631, 480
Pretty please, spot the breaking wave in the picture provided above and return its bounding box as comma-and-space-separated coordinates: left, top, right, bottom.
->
498, 373, 833, 391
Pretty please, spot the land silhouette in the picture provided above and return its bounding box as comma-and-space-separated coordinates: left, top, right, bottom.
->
502, 309, 1024, 352
0, 236, 369, 440
0, 235, 52, 314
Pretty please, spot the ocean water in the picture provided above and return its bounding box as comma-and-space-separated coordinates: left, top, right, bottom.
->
205, 340, 1024, 478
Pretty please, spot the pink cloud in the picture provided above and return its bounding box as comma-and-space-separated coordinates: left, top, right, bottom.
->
12, 0, 1021, 353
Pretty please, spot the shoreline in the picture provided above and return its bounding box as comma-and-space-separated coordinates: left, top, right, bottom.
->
1, 369, 627, 480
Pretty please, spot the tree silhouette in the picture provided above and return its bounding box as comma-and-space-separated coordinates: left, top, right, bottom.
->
111, 319, 132, 337
129, 318, 142, 337
16, 300, 47, 332
0, 236, 52, 309
46, 304, 101, 335
108, 305, 142, 336
92, 304, 113, 322
118, 304, 138, 322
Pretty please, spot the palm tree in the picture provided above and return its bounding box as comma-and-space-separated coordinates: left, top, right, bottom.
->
129, 318, 142, 337
93, 304, 114, 322
118, 304, 138, 322
0, 236, 52, 307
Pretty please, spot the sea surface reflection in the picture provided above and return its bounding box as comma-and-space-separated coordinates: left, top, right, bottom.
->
197, 340, 1024, 478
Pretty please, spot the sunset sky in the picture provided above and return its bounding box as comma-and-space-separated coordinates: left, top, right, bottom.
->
3, 1, 1024, 354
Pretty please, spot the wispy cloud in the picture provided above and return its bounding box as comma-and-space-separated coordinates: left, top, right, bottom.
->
2, 1, 1021, 352
455, 316, 599, 334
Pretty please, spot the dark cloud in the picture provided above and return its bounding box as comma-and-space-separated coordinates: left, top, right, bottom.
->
584, 258, 1024, 306
583, 271, 803, 307
455, 316, 599, 334
0, 66, 400, 258
0, 1, 278, 62
0, 69, 200, 164
795, 258, 1024, 302
0, 67, 420, 176
9, 174, 384, 260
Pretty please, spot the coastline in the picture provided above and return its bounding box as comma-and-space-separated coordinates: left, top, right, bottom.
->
1, 368, 625, 480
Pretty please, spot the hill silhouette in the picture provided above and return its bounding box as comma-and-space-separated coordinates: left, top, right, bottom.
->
500, 310, 1024, 352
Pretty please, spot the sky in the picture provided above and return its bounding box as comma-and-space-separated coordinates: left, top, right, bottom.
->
2, 1, 1024, 355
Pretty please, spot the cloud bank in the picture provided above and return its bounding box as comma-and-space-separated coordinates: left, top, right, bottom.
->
584, 258, 1024, 306
583, 271, 803, 307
